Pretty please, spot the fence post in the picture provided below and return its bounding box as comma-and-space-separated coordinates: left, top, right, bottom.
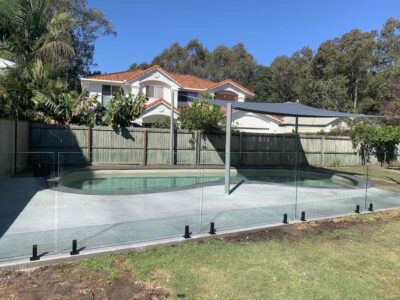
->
195, 130, 201, 165
281, 135, 285, 166
239, 131, 243, 167
143, 129, 148, 166
88, 126, 93, 165
320, 136, 325, 166
13, 119, 18, 175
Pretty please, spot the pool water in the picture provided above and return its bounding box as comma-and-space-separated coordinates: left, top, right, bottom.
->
60, 170, 355, 194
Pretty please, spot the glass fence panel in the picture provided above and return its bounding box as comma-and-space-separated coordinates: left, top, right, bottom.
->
0, 152, 56, 261
365, 152, 400, 211
199, 151, 297, 233
295, 151, 368, 220
55, 152, 202, 253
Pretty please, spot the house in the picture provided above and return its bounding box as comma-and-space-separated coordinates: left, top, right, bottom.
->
280, 116, 350, 133
0, 58, 15, 76
81, 65, 347, 133
81, 64, 257, 126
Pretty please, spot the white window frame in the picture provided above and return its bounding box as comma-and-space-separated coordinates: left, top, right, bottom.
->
102, 85, 119, 96
146, 85, 164, 98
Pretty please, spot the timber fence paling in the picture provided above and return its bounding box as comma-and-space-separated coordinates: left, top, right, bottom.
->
3, 120, 398, 178
23, 123, 400, 167
0, 119, 30, 177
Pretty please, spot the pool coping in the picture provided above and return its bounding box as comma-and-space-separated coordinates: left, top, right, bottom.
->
54, 167, 371, 196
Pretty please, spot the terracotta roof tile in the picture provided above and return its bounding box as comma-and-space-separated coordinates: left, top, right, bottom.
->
144, 98, 179, 112
168, 73, 216, 90
83, 65, 254, 96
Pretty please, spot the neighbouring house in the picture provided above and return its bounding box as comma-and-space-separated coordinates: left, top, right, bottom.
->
80, 65, 347, 133
280, 117, 350, 133
0, 58, 15, 76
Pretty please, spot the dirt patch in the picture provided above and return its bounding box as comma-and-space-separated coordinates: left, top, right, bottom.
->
0, 264, 171, 300
219, 209, 400, 243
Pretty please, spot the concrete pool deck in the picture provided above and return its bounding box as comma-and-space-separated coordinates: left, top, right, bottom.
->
0, 175, 399, 264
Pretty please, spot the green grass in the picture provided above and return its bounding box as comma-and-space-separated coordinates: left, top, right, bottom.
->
329, 166, 400, 192
77, 211, 400, 299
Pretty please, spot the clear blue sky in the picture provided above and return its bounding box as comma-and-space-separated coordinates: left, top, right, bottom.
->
88, 0, 400, 73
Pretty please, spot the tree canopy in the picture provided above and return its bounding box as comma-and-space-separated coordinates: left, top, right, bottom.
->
130, 18, 400, 122
0, 0, 115, 120
131, 39, 257, 87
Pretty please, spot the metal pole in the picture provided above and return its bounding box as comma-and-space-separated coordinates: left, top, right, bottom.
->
294, 116, 299, 220
170, 91, 175, 166
224, 103, 232, 194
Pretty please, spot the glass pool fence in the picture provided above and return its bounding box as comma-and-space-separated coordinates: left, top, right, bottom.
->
0, 150, 399, 262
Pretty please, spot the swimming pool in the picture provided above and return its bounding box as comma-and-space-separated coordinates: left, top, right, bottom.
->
59, 169, 359, 194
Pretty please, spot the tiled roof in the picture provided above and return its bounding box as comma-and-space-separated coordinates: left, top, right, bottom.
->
210, 79, 255, 96
83, 65, 254, 95
168, 73, 216, 90
144, 98, 179, 112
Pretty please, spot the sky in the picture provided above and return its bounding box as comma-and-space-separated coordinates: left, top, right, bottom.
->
88, 0, 400, 73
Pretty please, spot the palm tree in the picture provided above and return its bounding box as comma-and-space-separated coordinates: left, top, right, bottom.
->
0, 0, 74, 119
32, 89, 104, 125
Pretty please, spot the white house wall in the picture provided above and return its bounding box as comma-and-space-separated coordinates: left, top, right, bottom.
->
140, 103, 175, 124
81, 81, 130, 102
281, 117, 350, 133
209, 83, 248, 102
232, 111, 281, 133
131, 70, 181, 107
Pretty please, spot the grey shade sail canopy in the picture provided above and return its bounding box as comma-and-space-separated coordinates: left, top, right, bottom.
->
185, 96, 381, 195
191, 97, 380, 118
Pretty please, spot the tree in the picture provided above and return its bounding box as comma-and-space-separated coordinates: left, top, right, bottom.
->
306, 76, 351, 111
251, 65, 273, 102
266, 47, 313, 102
312, 29, 377, 110
376, 17, 400, 72
178, 100, 225, 133
134, 40, 257, 87
350, 123, 400, 165
208, 43, 257, 86
152, 42, 188, 73
32, 89, 104, 125
50, 0, 116, 91
102, 87, 146, 127
0, 0, 75, 119
129, 62, 151, 70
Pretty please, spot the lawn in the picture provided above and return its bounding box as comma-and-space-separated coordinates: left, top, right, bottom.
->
329, 165, 400, 192
1, 210, 400, 299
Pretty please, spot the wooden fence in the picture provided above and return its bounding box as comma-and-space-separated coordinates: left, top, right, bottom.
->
0, 119, 30, 177
2, 120, 396, 178
29, 123, 371, 167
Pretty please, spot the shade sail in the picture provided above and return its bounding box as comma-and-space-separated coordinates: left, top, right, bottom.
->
192, 97, 380, 118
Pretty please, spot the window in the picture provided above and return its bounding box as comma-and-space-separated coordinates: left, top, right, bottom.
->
146, 85, 164, 98
214, 92, 238, 101
178, 91, 198, 106
102, 85, 112, 96
102, 85, 119, 96
101, 85, 119, 106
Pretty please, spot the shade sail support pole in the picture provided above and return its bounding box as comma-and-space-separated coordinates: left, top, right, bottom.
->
170, 92, 175, 166
225, 103, 232, 195
294, 116, 299, 220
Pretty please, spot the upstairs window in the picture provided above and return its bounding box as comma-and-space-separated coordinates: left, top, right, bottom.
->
178, 91, 198, 103
214, 92, 238, 101
146, 85, 164, 98
102, 85, 119, 96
